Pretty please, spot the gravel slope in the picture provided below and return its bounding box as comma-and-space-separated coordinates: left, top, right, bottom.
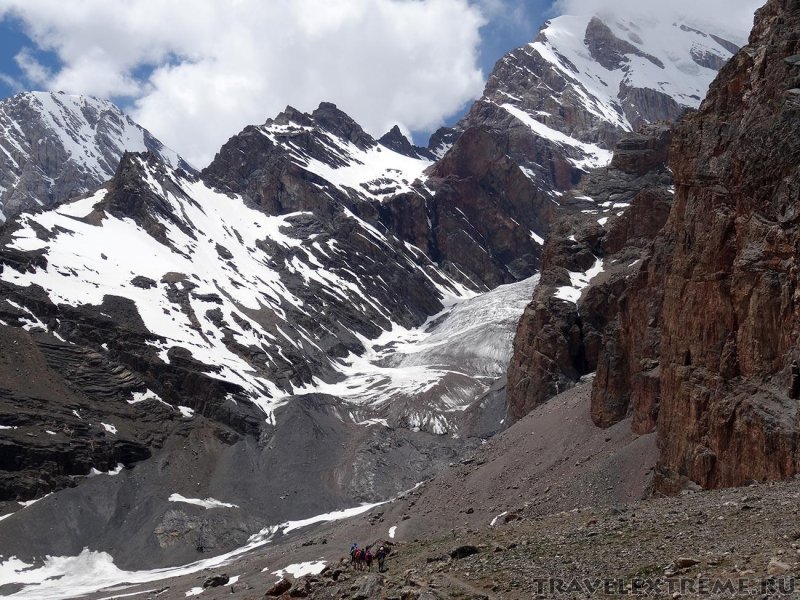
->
23, 382, 662, 600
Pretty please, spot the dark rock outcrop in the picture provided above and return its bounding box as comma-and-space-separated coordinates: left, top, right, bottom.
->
203, 574, 229, 588
427, 126, 460, 157
0, 322, 161, 500
450, 545, 479, 559
584, 17, 664, 71
266, 577, 292, 596
378, 125, 435, 160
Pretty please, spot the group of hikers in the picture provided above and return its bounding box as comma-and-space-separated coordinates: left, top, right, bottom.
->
349, 542, 388, 572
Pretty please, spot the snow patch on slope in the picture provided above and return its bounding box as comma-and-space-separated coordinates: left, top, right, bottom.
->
0, 502, 385, 599
261, 120, 431, 202
555, 258, 604, 303
271, 560, 327, 580
501, 103, 612, 170
168, 494, 239, 509
1, 156, 488, 426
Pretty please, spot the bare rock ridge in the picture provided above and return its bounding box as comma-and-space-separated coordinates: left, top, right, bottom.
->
0, 91, 190, 220
510, 0, 800, 493
203, 101, 542, 288
507, 123, 674, 421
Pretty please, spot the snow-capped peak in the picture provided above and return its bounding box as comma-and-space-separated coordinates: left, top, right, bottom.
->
27, 91, 185, 176
533, 14, 738, 125
258, 102, 432, 202
452, 11, 740, 189
0, 91, 190, 221
466, 13, 739, 163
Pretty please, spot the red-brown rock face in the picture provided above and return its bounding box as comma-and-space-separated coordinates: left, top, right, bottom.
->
507, 125, 674, 422
591, 0, 800, 492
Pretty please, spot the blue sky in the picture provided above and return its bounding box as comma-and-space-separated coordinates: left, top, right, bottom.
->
0, 16, 33, 95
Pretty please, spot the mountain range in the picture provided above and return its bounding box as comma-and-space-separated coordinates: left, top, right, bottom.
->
2, 2, 798, 598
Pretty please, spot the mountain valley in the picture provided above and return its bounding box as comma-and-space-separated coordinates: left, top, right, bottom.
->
1, 0, 798, 597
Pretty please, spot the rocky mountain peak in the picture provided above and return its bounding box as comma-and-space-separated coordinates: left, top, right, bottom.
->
269, 104, 314, 128
0, 91, 190, 221
378, 125, 435, 160
308, 101, 374, 150
378, 124, 408, 147
97, 151, 198, 247
427, 126, 460, 158
462, 11, 742, 156
205, 102, 435, 215
265, 102, 373, 147
584, 16, 664, 70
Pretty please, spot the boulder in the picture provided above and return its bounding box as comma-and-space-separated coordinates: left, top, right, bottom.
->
265, 577, 292, 597
353, 573, 383, 599
202, 573, 229, 588
449, 545, 479, 560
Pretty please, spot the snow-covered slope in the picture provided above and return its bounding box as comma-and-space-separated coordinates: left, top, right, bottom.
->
0, 150, 510, 432
458, 13, 740, 184
257, 103, 432, 202
529, 15, 738, 128
0, 144, 527, 574
0, 91, 190, 220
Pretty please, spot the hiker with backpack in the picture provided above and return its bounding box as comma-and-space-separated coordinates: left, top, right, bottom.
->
376, 546, 387, 572
350, 543, 359, 566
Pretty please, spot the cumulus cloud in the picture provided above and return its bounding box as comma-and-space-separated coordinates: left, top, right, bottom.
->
552, 0, 763, 46
14, 47, 52, 86
0, 0, 487, 166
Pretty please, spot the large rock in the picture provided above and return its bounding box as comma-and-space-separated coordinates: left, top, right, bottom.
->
265, 577, 292, 596
353, 573, 384, 599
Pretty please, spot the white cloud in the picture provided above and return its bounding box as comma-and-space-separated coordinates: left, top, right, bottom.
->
0, 0, 487, 166
14, 48, 52, 86
552, 0, 762, 46
0, 73, 23, 92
